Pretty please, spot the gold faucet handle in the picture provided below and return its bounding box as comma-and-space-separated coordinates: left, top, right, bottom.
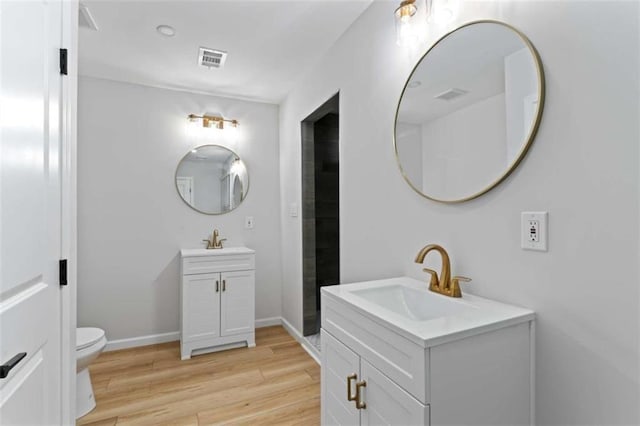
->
422, 268, 440, 289
449, 276, 471, 298
202, 239, 211, 247
452, 276, 471, 284
217, 238, 227, 248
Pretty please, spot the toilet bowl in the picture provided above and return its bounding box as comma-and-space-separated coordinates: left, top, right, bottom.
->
76, 327, 107, 419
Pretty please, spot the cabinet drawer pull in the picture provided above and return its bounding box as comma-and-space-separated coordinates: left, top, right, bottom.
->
216, 280, 219, 292
355, 380, 367, 409
347, 373, 357, 401
0, 352, 27, 379
222, 280, 226, 291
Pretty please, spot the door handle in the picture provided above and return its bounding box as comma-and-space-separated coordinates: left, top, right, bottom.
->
355, 380, 367, 409
0, 352, 27, 379
347, 373, 357, 401
222, 280, 226, 292
216, 280, 219, 292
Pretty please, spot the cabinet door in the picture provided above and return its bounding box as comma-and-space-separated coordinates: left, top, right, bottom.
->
220, 270, 255, 336
321, 330, 360, 426
183, 273, 221, 342
360, 359, 429, 426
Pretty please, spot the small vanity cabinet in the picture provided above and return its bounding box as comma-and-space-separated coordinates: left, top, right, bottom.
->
180, 248, 255, 360
321, 277, 535, 426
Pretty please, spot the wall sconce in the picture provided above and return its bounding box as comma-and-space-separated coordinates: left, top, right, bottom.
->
188, 114, 239, 130
395, 0, 460, 47
395, 0, 418, 46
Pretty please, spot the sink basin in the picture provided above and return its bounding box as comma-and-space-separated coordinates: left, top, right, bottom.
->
321, 276, 535, 347
180, 247, 255, 257
351, 284, 476, 321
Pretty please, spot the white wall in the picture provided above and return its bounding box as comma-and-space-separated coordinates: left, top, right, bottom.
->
421, 93, 506, 200
177, 159, 224, 213
78, 76, 282, 341
279, 1, 639, 424
395, 121, 423, 185
505, 47, 538, 162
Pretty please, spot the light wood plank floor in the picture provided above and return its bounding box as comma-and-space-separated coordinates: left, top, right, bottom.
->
77, 326, 320, 426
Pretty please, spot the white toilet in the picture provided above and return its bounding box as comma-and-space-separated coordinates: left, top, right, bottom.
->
76, 327, 107, 419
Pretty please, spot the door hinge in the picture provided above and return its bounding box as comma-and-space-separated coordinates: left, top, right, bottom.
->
59, 48, 68, 75
59, 259, 68, 286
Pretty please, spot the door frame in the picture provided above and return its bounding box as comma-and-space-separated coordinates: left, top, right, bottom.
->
300, 92, 340, 337
60, 1, 78, 423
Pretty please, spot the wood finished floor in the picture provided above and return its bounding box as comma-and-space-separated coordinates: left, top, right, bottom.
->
77, 326, 320, 426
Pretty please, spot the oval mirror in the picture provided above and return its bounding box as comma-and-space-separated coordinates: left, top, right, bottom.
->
394, 21, 544, 203
175, 145, 249, 214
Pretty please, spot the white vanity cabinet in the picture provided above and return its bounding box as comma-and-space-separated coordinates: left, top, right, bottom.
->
180, 248, 255, 360
321, 277, 535, 426
322, 330, 428, 426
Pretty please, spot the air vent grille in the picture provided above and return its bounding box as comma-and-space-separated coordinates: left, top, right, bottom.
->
198, 47, 227, 69
434, 88, 468, 101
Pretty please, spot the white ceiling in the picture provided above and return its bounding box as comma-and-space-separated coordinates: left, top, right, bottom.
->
79, 0, 373, 103
398, 23, 527, 124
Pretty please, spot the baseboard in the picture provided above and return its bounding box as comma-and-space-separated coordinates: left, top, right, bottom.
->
104, 317, 285, 352
103, 317, 321, 362
104, 331, 180, 352
281, 317, 321, 365
255, 316, 282, 328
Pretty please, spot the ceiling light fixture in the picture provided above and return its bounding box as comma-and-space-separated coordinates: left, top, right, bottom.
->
394, 0, 418, 47
188, 114, 239, 130
156, 24, 175, 37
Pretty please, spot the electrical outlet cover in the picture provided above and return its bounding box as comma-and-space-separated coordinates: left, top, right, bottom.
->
521, 212, 548, 251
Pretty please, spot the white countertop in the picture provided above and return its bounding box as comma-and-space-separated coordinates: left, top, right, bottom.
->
180, 247, 255, 257
321, 276, 535, 347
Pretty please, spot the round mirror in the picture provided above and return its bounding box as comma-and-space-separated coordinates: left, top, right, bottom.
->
175, 145, 249, 214
394, 21, 544, 203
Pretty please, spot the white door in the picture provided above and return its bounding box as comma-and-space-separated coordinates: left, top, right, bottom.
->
220, 270, 254, 336
321, 330, 360, 426
176, 176, 194, 205
360, 359, 429, 426
0, 1, 64, 424
182, 273, 221, 342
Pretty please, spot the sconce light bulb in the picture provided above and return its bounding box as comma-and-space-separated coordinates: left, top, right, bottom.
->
395, 0, 418, 47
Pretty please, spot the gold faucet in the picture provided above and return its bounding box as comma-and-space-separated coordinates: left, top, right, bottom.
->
414, 244, 471, 298
203, 229, 227, 249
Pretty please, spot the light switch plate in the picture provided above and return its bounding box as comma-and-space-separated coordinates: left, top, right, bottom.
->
245, 216, 254, 229
521, 212, 548, 251
289, 203, 298, 218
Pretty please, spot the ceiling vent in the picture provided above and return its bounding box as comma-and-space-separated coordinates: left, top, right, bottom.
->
198, 47, 228, 69
434, 88, 468, 101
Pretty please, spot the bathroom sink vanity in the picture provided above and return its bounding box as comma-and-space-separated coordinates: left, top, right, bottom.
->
321, 277, 535, 425
180, 247, 255, 360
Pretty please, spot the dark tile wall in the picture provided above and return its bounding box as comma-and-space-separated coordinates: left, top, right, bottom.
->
313, 113, 340, 312
301, 96, 340, 336
301, 122, 317, 336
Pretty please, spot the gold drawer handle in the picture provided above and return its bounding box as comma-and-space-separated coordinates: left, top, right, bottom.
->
355, 380, 367, 409
347, 373, 357, 401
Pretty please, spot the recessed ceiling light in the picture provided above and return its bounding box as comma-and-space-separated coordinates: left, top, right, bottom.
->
408, 80, 422, 88
156, 25, 175, 37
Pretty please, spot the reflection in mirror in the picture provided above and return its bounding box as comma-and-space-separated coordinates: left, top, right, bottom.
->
175, 145, 249, 214
395, 21, 544, 203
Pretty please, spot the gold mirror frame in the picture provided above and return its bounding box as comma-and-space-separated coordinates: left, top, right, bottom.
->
393, 20, 545, 204
175, 144, 250, 215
